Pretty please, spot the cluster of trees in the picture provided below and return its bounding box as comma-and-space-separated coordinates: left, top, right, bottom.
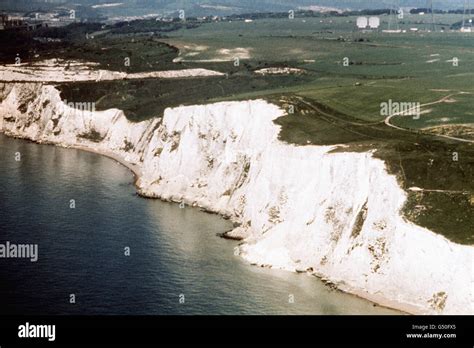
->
410, 8, 472, 14
110, 18, 199, 35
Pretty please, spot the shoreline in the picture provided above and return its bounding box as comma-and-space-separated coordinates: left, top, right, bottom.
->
0, 132, 142, 179
338, 284, 414, 315
0, 130, 411, 315
69, 144, 143, 180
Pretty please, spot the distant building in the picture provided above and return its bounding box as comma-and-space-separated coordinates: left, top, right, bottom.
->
356, 17, 368, 29
368, 17, 380, 29
0, 14, 6, 30
0, 15, 27, 30
0, 14, 43, 31
461, 18, 472, 32
356, 16, 380, 30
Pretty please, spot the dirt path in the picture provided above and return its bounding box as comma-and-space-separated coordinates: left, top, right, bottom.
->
408, 187, 471, 194
384, 93, 474, 144
296, 97, 385, 141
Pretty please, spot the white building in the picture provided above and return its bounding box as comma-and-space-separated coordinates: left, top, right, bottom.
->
356, 16, 368, 29
368, 17, 380, 29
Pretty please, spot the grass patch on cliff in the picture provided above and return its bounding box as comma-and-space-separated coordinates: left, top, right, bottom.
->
403, 192, 474, 245
0, 20, 196, 73
268, 94, 474, 245
78, 129, 105, 143
57, 71, 313, 121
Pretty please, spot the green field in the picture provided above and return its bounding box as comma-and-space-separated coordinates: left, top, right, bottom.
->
163, 16, 474, 129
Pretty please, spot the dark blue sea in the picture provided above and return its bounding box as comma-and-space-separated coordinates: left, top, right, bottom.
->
0, 134, 397, 315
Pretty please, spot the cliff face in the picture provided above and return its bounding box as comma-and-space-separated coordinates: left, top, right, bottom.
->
0, 60, 224, 83
1, 82, 472, 315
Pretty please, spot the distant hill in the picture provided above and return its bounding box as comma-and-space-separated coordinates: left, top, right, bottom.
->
0, 0, 468, 17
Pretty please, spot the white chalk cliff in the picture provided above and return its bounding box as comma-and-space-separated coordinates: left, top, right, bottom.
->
0, 59, 224, 83
0, 82, 472, 315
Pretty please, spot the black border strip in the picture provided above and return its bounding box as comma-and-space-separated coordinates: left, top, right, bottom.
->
0, 315, 471, 347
